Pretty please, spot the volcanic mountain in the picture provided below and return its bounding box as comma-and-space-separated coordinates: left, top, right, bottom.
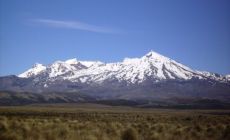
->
0, 51, 230, 106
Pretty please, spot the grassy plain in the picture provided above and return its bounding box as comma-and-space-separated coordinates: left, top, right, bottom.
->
0, 103, 230, 140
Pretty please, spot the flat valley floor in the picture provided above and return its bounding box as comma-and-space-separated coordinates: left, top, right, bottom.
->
0, 103, 230, 140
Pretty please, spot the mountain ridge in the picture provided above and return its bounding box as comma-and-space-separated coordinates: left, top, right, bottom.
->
18, 51, 229, 84
0, 50, 230, 106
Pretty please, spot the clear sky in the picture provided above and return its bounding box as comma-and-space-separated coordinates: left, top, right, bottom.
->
0, 0, 230, 76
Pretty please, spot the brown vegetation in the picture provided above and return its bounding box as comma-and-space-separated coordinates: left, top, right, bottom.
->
0, 104, 229, 140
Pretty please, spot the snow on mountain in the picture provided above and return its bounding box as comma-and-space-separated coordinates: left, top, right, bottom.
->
18, 51, 227, 84
226, 74, 230, 81
80, 61, 104, 67
19, 63, 46, 78
48, 61, 76, 78
65, 58, 79, 64
198, 71, 226, 82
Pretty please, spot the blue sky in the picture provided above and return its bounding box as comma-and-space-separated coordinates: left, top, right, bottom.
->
0, 0, 230, 76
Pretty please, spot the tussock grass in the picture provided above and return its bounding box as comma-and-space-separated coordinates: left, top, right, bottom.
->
0, 105, 229, 140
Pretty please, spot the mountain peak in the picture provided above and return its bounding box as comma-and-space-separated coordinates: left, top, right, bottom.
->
145, 50, 161, 57
142, 50, 170, 61
17, 51, 227, 83
32, 63, 44, 68
65, 58, 78, 64
19, 63, 46, 78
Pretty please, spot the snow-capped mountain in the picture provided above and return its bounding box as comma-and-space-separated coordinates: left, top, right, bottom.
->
19, 63, 46, 78
226, 74, 230, 81
0, 50, 230, 105
18, 51, 228, 84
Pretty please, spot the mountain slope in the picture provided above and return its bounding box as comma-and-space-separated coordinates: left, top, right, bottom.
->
0, 50, 230, 105
18, 51, 229, 84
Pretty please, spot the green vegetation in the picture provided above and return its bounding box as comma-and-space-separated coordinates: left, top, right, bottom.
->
0, 103, 229, 140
